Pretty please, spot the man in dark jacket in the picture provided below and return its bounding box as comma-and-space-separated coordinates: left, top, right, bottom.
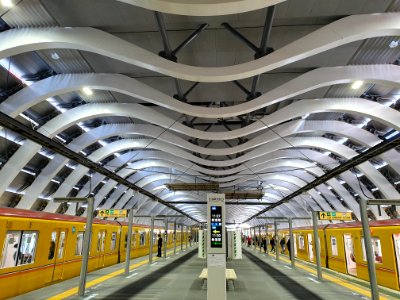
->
157, 234, 163, 257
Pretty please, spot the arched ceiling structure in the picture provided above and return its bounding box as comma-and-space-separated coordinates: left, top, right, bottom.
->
0, 0, 399, 227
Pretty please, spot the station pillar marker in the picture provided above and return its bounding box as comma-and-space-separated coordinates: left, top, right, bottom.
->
207, 193, 226, 300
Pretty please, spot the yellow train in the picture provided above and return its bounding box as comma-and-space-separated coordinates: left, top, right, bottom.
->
0, 207, 188, 299
290, 219, 400, 291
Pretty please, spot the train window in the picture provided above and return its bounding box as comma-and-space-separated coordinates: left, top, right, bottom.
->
331, 236, 338, 256
361, 237, 383, 264
48, 231, 57, 260
139, 232, 146, 246
16, 231, 38, 266
298, 235, 305, 250
58, 232, 66, 259
97, 232, 101, 252
75, 232, 85, 255
101, 232, 106, 252
110, 232, 117, 250
1, 231, 21, 268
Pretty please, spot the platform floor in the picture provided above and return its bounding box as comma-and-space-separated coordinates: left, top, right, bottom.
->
12, 245, 399, 300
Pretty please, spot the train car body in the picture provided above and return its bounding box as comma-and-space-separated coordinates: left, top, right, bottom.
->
0, 208, 187, 299
291, 219, 400, 291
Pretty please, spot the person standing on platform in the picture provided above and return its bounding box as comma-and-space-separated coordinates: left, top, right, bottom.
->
262, 237, 267, 253
280, 237, 286, 254
270, 236, 275, 252
286, 238, 291, 257
157, 234, 163, 257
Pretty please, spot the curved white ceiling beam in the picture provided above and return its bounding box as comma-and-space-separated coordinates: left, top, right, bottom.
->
220, 158, 360, 218
250, 137, 400, 200
116, 0, 285, 16
1, 14, 399, 82
3, 133, 396, 211
19, 99, 398, 143
5, 116, 400, 209
4, 65, 400, 119
44, 140, 164, 213
241, 174, 333, 211
254, 149, 387, 219
6, 70, 400, 159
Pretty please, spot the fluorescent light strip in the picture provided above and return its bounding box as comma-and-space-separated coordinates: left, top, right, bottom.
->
351, 80, 363, 90
21, 168, 36, 176
19, 113, 39, 127
385, 130, 399, 140
55, 135, 67, 143
5, 187, 24, 195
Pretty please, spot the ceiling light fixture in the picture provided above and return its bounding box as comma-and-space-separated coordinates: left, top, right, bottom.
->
1, 0, 14, 8
51, 52, 60, 60
82, 87, 93, 96
389, 40, 399, 49
351, 80, 363, 90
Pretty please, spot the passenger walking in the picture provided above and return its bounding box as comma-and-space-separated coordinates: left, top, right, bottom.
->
280, 238, 286, 254
262, 237, 267, 253
157, 234, 163, 257
270, 236, 275, 252
247, 236, 252, 247
286, 238, 291, 257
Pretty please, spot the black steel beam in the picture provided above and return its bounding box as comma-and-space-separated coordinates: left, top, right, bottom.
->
154, 11, 175, 60
184, 82, 200, 98
173, 23, 209, 55
243, 133, 400, 223
221, 22, 259, 52
165, 201, 272, 205
249, 6, 275, 99
258, 6, 276, 58
233, 80, 251, 97
0, 111, 199, 222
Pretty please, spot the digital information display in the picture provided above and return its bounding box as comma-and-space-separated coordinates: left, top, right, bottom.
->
210, 206, 223, 248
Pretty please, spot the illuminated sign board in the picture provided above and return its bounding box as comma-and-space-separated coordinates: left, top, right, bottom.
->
210, 206, 223, 248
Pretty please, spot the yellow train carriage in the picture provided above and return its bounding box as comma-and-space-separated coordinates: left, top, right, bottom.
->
0, 208, 191, 299
291, 226, 327, 267
0, 208, 122, 299
325, 220, 400, 291
290, 219, 400, 291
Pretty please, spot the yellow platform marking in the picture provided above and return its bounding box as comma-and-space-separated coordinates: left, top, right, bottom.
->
278, 256, 389, 300
47, 247, 188, 300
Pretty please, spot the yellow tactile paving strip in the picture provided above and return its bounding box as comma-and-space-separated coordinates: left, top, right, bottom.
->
273, 252, 393, 300
47, 247, 186, 300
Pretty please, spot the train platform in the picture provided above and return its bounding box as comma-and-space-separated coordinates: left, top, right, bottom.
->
12, 245, 400, 300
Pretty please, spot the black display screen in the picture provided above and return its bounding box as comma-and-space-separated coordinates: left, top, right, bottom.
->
210, 206, 222, 248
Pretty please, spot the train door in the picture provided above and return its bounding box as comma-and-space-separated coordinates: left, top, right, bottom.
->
293, 234, 298, 257
97, 230, 106, 268
393, 234, 400, 286
344, 234, 357, 276
307, 233, 314, 262
52, 229, 68, 281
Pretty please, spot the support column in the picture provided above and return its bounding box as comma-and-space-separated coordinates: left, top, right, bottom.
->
274, 220, 279, 260
78, 198, 94, 297
312, 211, 322, 281
259, 226, 262, 253
149, 216, 155, 264
164, 218, 168, 258
186, 226, 188, 248
289, 217, 295, 268
265, 223, 269, 256
181, 224, 183, 251
173, 221, 177, 255
124, 208, 134, 275
360, 200, 379, 300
